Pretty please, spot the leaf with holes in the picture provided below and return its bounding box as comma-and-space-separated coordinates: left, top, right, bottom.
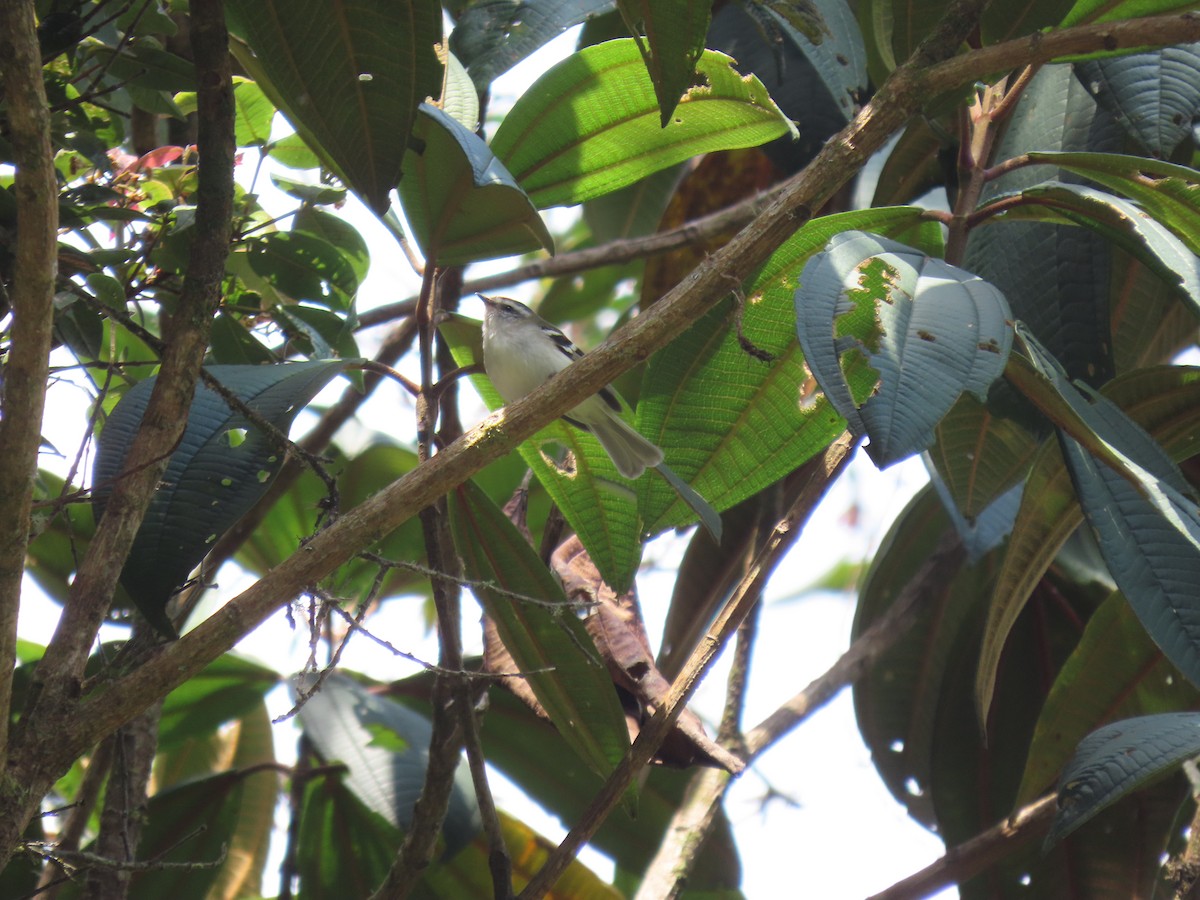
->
795, 231, 1013, 468
92, 361, 350, 636
617, 0, 711, 126
1076, 43, 1200, 157
638, 208, 941, 533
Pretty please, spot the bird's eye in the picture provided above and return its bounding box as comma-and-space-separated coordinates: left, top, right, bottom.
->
502, 304, 515, 313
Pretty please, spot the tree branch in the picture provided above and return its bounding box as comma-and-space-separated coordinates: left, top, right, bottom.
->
0, 0, 60, 765
867, 795, 1056, 900
4, 4, 1199, 869
0, 0, 235, 860
17, 0, 235, 719
516, 432, 860, 899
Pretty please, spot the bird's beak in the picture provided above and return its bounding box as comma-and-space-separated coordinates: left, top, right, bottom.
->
476, 293, 494, 309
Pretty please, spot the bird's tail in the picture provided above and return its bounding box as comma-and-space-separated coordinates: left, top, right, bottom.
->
591, 416, 664, 480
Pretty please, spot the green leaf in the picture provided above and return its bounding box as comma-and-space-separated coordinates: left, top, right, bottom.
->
245, 230, 360, 310
293, 206, 371, 285
966, 65, 1123, 386
387, 669, 743, 889
638, 207, 941, 532
225, 0, 443, 214
268, 131, 323, 170
233, 77, 276, 147
981, 0, 1072, 44
236, 443, 429, 603
795, 231, 1012, 468
452, 0, 617, 89
62, 773, 251, 900
1059, 0, 1198, 27
1076, 44, 1200, 157
298, 771, 402, 898
269, 174, 347, 206
928, 394, 1038, 520
1047, 712, 1200, 846
92, 361, 351, 636
1024, 151, 1200, 255
210, 310, 278, 365
439, 314, 642, 591
398, 103, 554, 265
447, 479, 634, 782
977, 364, 1200, 722
158, 654, 280, 750
490, 39, 796, 208
617, 0, 712, 125
1017, 592, 1199, 806
1061, 421, 1200, 691
994, 182, 1200, 317
296, 673, 482, 853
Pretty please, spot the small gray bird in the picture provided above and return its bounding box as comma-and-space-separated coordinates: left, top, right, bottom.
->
479, 294, 664, 479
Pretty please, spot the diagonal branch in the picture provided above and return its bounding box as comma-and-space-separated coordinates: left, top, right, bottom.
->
4, 3, 1200, 869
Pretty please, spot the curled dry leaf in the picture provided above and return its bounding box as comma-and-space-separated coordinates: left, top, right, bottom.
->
551, 535, 745, 774
484, 490, 743, 773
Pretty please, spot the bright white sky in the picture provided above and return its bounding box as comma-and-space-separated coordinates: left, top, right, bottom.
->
21, 26, 957, 900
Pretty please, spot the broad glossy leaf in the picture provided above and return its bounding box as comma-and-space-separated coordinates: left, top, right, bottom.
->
1061, 425, 1200, 690
1024, 151, 1200, 254
981, 0, 1072, 45
617, 0, 711, 125
424, 811, 623, 899
209, 311, 278, 366
639, 208, 941, 532
583, 163, 682, 242
92, 361, 350, 635
928, 393, 1038, 520
995, 182, 1200, 316
448, 479, 633, 781
59, 773, 252, 900
439, 315, 642, 591
399, 103, 554, 265
158, 654, 280, 749
853, 488, 961, 826
490, 39, 796, 207
226, 0, 443, 213
1076, 44, 1200, 157
795, 231, 1012, 468
452, 0, 616, 88
245, 230, 360, 310
708, 0, 865, 172
978, 364, 1200, 721
1017, 592, 1199, 806
298, 772, 400, 898
1047, 712, 1200, 845
293, 206, 371, 285
856, 0, 945, 81
296, 673, 482, 854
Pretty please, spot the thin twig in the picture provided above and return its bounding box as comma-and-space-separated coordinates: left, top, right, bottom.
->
354, 186, 786, 331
